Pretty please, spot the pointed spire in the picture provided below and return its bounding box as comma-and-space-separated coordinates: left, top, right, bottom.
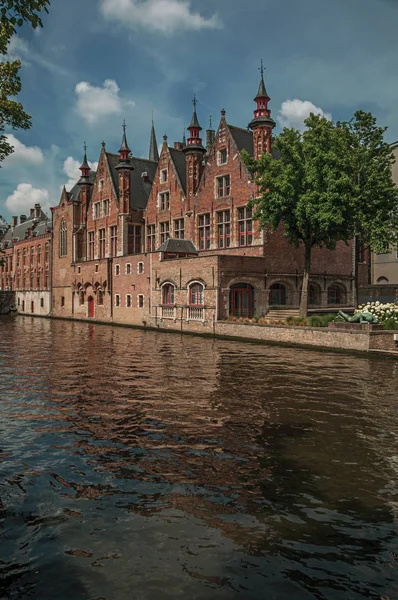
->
188, 94, 202, 130
116, 120, 133, 171
254, 59, 269, 101
149, 114, 159, 162
79, 142, 90, 171
182, 125, 186, 146
119, 119, 130, 154
78, 142, 93, 186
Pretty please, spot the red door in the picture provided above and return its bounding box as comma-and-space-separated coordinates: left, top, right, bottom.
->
88, 296, 94, 318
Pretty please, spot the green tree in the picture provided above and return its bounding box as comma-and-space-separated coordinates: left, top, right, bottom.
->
243, 112, 398, 316
342, 111, 398, 305
243, 114, 355, 317
0, 0, 50, 164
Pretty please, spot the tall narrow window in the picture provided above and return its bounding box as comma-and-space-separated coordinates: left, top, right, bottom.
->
174, 218, 185, 239
160, 222, 170, 244
30, 271, 34, 289
238, 207, 253, 246
30, 247, 34, 265
189, 282, 204, 305
126, 294, 132, 308
159, 191, 170, 211
23, 249, 26, 267
94, 202, 101, 219
162, 283, 175, 305
60, 220, 67, 256
110, 226, 117, 257
37, 245, 42, 266
103, 199, 110, 216
45, 243, 49, 265
128, 225, 141, 254
17, 250, 20, 267
147, 224, 156, 252
45, 271, 49, 289
88, 232, 94, 260
198, 214, 211, 250
217, 210, 231, 248
99, 229, 106, 258
217, 175, 230, 198
36, 272, 40, 289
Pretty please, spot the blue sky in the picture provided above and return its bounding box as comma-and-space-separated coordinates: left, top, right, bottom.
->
1, 0, 398, 221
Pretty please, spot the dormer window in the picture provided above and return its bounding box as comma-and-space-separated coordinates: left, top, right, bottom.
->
218, 148, 228, 165
160, 169, 168, 183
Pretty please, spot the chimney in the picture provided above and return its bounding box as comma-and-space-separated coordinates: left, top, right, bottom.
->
30, 208, 35, 219
174, 141, 184, 151
34, 203, 41, 219
12, 216, 18, 229
20, 215, 27, 224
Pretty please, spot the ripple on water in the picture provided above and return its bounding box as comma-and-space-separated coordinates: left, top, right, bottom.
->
0, 316, 398, 599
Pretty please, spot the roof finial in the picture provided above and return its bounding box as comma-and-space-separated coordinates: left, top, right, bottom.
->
259, 58, 264, 79
209, 114, 213, 129
122, 119, 126, 134
83, 141, 87, 154
192, 94, 197, 110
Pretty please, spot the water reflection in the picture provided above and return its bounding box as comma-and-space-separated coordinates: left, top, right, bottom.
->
0, 316, 398, 598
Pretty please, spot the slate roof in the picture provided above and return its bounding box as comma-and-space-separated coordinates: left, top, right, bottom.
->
2, 209, 50, 246
169, 147, 186, 194
156, 238, 198, 254
106, 153, 158, 210
67, 171, 96, 203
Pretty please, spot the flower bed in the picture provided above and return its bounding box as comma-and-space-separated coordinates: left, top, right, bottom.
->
357, 301, 398, 329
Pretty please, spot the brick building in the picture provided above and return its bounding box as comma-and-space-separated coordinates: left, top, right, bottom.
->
42, 70, 364, 328
0, 205, 51, 314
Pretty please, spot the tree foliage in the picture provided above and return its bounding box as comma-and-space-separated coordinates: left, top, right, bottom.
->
242, 111, 398, 316
0, 0, 50, 163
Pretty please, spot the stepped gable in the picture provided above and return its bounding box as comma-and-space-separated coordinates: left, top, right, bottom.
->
106, 152, 158, 210
168, 147, 186, 194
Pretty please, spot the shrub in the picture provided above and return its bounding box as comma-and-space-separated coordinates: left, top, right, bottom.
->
286, 316, 307, 326
382, 318, 398, 330
308, 314, 336, 327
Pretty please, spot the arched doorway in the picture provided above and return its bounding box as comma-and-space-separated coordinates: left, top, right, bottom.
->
87, 296, 94, 318
269, 282, 287, 306
230, 283, 255, 318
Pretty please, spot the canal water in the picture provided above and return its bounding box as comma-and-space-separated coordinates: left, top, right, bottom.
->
1, 317, 398, 599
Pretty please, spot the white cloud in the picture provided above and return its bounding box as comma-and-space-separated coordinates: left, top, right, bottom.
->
62, 156, 98, 191
75, 79, 134, 124
5, 184, 51, 213
277, 99, 332, 132
2, 135, 45, 167
99, 0, 221, 34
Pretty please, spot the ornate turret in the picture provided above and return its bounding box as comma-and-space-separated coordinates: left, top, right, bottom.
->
248, 60, 276, 158
182, 96, 206, 206
183, 95, 206, 153
78, 143, 93, 186
115, 120, 133, 171
149, 115, 159, 162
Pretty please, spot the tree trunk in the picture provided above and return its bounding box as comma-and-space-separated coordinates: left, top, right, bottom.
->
300, 242, 311, 317
354, 236, 360, 309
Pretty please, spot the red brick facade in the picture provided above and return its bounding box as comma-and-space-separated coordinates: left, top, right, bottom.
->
2, 73, 366, 326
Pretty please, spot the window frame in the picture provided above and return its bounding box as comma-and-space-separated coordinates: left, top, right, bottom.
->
189, 282, 204, 306
198, 214, 211, 250
217, 210, 231, 249
216, 174, 231, 198
162, 283, 175, 305
159, 191, 170, 211
238, 206, 253, 247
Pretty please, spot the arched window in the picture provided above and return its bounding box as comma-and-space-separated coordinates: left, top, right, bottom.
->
309, 283, 321, 306
327, 283, 346, 305
60, 220, 67, 257
162, 283, 175, 305
377, 276, 389, 284
189, 282, 204, 306
269, 283, 287, 306
79, 290, 84, 305
97, 290, 104, 305
230, 283, 255, 318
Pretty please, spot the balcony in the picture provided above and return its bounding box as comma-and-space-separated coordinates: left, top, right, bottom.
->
161, 305, 176, 319
187, 306, 204, 321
